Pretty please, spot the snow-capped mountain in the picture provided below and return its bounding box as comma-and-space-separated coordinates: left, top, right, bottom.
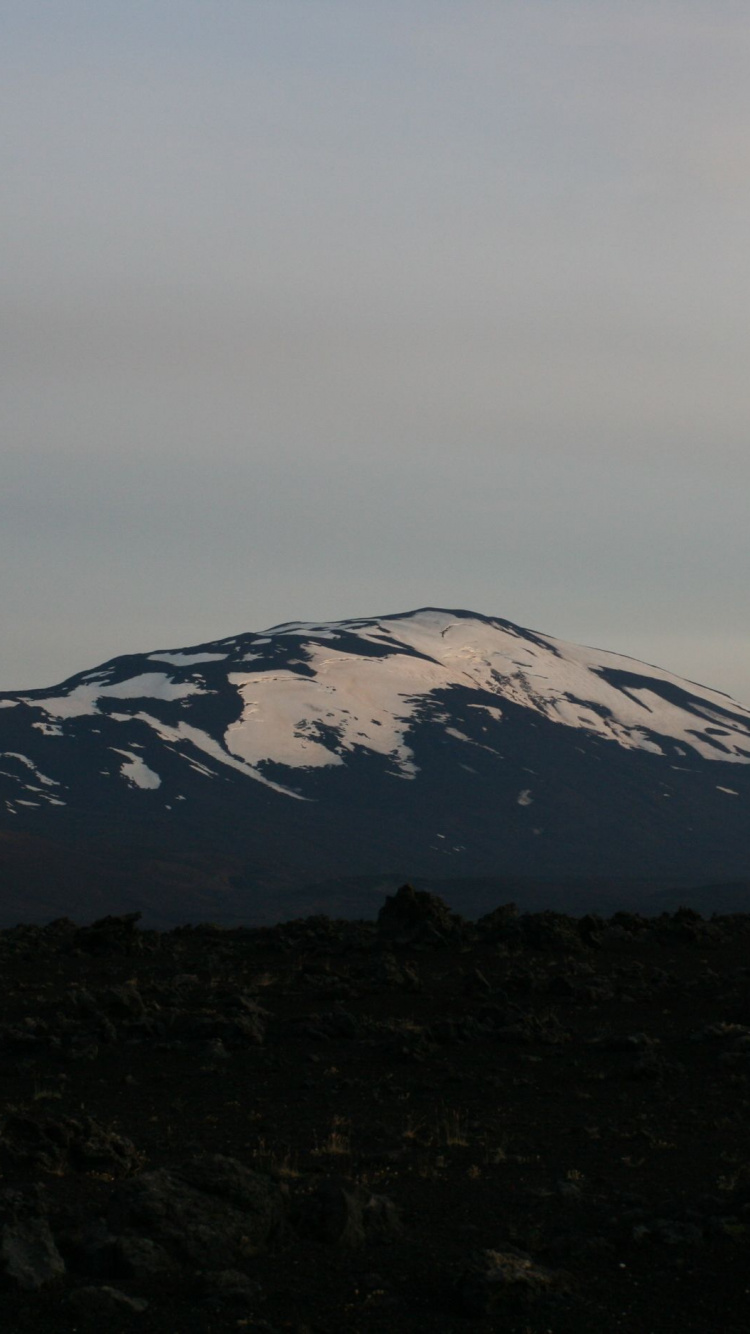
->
1, 608, 749, 923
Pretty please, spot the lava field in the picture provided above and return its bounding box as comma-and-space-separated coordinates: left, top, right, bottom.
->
0, 885, 749, 1332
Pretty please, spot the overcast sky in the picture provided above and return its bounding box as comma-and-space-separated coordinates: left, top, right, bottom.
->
2, 1, 749, 702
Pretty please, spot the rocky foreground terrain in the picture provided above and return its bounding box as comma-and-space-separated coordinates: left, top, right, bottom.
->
1, 886, 750, 1332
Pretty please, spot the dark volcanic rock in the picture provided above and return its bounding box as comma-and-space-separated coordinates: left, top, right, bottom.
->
0, 1216, 66, 1290
456, 1247, 569, 1316
57, 1216, 116, 1277
0, 905, 748, 1332
196, 1267, 263, 1309
292, 1176, 401, 1247
114, 1234, 173, 1280
0, 1112, 141, 1176
109, 1154, 285, 1265
67, 1284, 149, 1315
73, 914, 145, 954
520, 911, 584, 952
377, 884, 464, 946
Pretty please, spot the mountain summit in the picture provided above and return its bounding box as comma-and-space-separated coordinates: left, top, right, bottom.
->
1, 609, 749, 923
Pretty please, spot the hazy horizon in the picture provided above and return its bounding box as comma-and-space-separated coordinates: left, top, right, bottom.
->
3, 2, 749, 704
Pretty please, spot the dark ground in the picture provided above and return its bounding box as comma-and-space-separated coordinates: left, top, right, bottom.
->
1, 885, 750, 1332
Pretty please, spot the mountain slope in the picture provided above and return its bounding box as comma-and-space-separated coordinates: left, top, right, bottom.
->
1, 608, 749, 922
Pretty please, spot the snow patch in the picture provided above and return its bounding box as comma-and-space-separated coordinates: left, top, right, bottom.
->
131, 712, 308, 799
225, 651, 427, 777
0, 753, 61, 788
110, 749, 162, 790
28, 672, 205, 719
444, 727, 471, 742
517, 789, 533, 807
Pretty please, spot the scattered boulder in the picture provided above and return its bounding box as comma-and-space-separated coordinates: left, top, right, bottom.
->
109, 1155, 285, 1265
73, 914, 144, 955
114, 1234, 174, 1280
292, 1176, 401, 1247
0, 1217, 66, 1290
520, 913, 583, 952
99, 983, 146, 1019
477, 902, 521, 941
456, 1247, 569, 1316
196, 1267, 263, 1309
377, 885, 464, 946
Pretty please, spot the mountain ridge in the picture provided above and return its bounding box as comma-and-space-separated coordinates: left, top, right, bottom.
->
1, 607, 748, 924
